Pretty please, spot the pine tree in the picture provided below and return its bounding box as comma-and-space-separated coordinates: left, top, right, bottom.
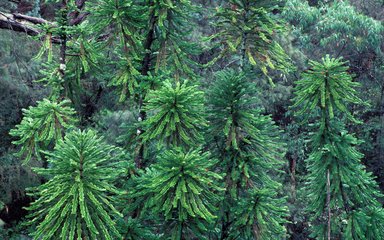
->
208, 0, 292, 83
132, 148, 223, 239
207, 69, 287, 239
149, 0, 201, 80
230, 188, 288, 239
86, 0, 203, 166
10, 98, 76, 164
292, 55, 384, 239
32, 0, 104, 104
25, 129, 124, 240
126, 77, 212, 239
141, 79, 206, 148
89, 0, 146, 102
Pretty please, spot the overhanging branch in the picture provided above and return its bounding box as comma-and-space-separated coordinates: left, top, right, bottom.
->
0, 0, 89, 42
0, 12, 44, 37
0, 10, 90, 43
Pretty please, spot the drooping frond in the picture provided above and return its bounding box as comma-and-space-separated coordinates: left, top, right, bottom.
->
26, 129, 124, 240
141, 79, 206, 148
208, 0, 293, 83
230, 188, 288, 239
292, 55, 366, 123
133, 147, 223, 238
10, 98, 77, 164
292, 55, 384, 239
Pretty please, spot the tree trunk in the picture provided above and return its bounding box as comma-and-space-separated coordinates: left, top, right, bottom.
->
378, 84, 384, 182
289, 155, 297, 202
134, 1, 157, 169
326, 169, 331, 240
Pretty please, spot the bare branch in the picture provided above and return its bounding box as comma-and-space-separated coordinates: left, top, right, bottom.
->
0, 12, 41, 36
0, 12, 63, 43
69, 12, 89, 26
13, 13, 49, 25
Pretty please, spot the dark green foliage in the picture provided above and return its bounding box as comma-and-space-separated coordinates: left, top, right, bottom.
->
231, 188, 288, 239
117, 217, 160, 240
9, 98, 77, 164
0, 31, 43, 152
90, 0, 146, 38
142, 80, 206, 147
134, 148, 223, 238
209, 0, 292, 83
292, 55, 365, 123
2, 0, 384, 239
305, 122, 384, 239
89, 0, 146, 101
284, 0, 383, 56
25, 129, 123, 240
66, 39, 102, 87
208, 70, 285, 188
208, 70, 287, 239
293, 56, 384, 239
150, 0, 201, 79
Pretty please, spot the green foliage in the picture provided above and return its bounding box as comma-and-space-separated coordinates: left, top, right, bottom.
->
87, 0, 201, 100
0, 34, 42, 151
66, 38, 102, 87
293, 56, 384, 239
133, 148, 223, 238
34, 63, 65, 97
89, 0, 146, 101
209, 0, 292, 83
208, 69, 287, 238
305, 123, 384, 239
117, 217, 160, 240
231, 188, 288, 239
283, 0, 384, 56
10, 98, 77, 164
151, 0, 201, 79
90, 0, 146, 38
141, 80, 206, 147
292, 55, 366, 123
315, 1, 382, 53
3, 1, 384, 239
25, 129, 124, 240
208, 70, 285, 187
0, 152, 41, 204
33, 29, 54, 63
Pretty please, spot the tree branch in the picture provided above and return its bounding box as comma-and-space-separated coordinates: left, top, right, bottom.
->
0, 10, 90, 43
0, 12, 43, 36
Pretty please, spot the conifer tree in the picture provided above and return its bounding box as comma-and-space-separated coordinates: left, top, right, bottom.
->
33, 0, 87, 101
292, 55, 384, 239
87, 0, 203, 166
127, 78, 214, 238
132, 148, 223, 239
141, 79, 206, 148
10, 98, 76, 164
149, 0, 201, 80
89, 0, 146, 102
208, 69, 287, 239
209, 0, 292, 83
25, 129, 124, 240
31, 1, 102, 105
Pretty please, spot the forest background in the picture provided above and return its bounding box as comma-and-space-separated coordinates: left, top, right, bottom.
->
0, 0, 384, 239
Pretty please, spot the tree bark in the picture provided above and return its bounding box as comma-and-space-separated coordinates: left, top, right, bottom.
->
289, 155, 297, 202
326, 169, 331, 240
58, 1, 68, 78
134, 2, 157, 169
0, 0, 88, 39
0, 12, 49, 37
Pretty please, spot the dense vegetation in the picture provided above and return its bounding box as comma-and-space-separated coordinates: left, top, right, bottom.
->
0, 0, 383, 239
